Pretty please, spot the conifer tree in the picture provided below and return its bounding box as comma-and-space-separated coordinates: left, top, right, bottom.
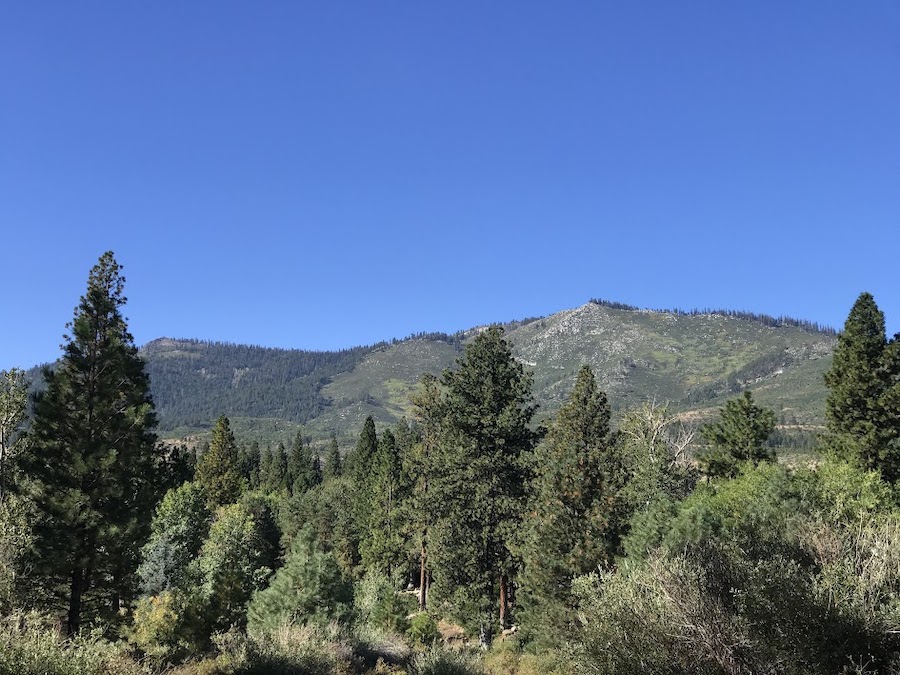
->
23, 252, 160, 633
824, 293, 900, 480
238, 441, 261, 488
269, 441, 288, 491
430, 326, 538, 643
519, 365, 620, 643
324, 434, 342, 479
347, 415, 378, 483
360, 429, 408, 576
247, 527, 351, 632
698, 391, 776, 478
408, 374, 443, 610
138, 481, 211, 596
195, 416, 244, 509
287, 430, 318, 495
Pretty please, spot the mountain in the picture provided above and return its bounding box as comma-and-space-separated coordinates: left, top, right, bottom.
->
139, 300, 837, 448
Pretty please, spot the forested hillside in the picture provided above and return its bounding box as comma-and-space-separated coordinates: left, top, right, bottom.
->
138, 302, 836, 445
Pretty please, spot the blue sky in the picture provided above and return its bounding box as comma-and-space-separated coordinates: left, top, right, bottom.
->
2, 2, 898, 370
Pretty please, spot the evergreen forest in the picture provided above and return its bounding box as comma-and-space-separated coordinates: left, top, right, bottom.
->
3, 252, 900, 675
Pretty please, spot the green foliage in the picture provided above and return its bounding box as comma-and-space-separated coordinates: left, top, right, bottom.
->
616, 401, 698, 511
824, 292, 900, 482
430, 326, 538, 638
280, 476, 360, 576
192, 501, 274, 638
287, 431, 320, 496
22, 251, 161, 633
247, 528, 351, 633
0, 495, 34, 612
138, 481, 211, 596
355, 570, 414, 634
128, 590, 190, 662
0, 368, 28, 501
195, 416, 245, 509
407, 613, 440, 648
575, 461, 900, 674
324, 434, 342, 479
238, 442, 261, 489
698, 390, 777, 478
265, 443, 289, 492
142, 337, 375, 437
410, 648, 485, 675
519, 365, 621, 645
0, 612, 145, 675
346, 415, 378, 484
360, 429, 410, 577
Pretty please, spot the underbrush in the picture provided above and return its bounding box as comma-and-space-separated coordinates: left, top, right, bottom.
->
0, 613, 145, 675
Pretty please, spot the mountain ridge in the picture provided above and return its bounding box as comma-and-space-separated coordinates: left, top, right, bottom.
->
135, 300, 837, 447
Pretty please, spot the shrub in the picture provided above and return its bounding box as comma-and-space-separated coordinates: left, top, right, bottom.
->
0, 612, 145, 675
354, 570, 412, 633
407, 613, 440, 648
410, 647, 484, 675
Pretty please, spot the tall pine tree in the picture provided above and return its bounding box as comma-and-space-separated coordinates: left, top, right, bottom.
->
519, 365, 620, 644
430, 326, 538, 643
825, 293, 900, 481
360, 428, 409, 576
24, 252, 160, 633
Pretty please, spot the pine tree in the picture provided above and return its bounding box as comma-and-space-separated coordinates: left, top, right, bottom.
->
430, 326, 538, 643
195, 416, 244, 509
268, 442, 288, 491
23, 252, 160, 633
699, 391, 776, 478
408, 374, 443, 610
287, 430, 317, 495
347, 415, 378, 483
360, 429, 408, 576
324, 434, 342, 479
824, 293, 900, 480
247, 527, 351, 632
519, 365, 620, 644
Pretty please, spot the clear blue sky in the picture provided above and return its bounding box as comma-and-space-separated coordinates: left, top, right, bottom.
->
2, 2, 898, 370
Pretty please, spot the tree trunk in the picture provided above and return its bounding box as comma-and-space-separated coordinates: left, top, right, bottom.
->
67, 566, 84, 636
479, 622, 493, 649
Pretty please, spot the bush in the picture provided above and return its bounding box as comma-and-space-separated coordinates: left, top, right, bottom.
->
0, 612, 145, 675
128, 591, 188, 663
354, 570, 413, 633
407, 613, 440, 648
410, 647, 484, 675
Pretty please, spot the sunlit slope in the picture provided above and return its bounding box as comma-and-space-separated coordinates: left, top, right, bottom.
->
141, 303, 835, 444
